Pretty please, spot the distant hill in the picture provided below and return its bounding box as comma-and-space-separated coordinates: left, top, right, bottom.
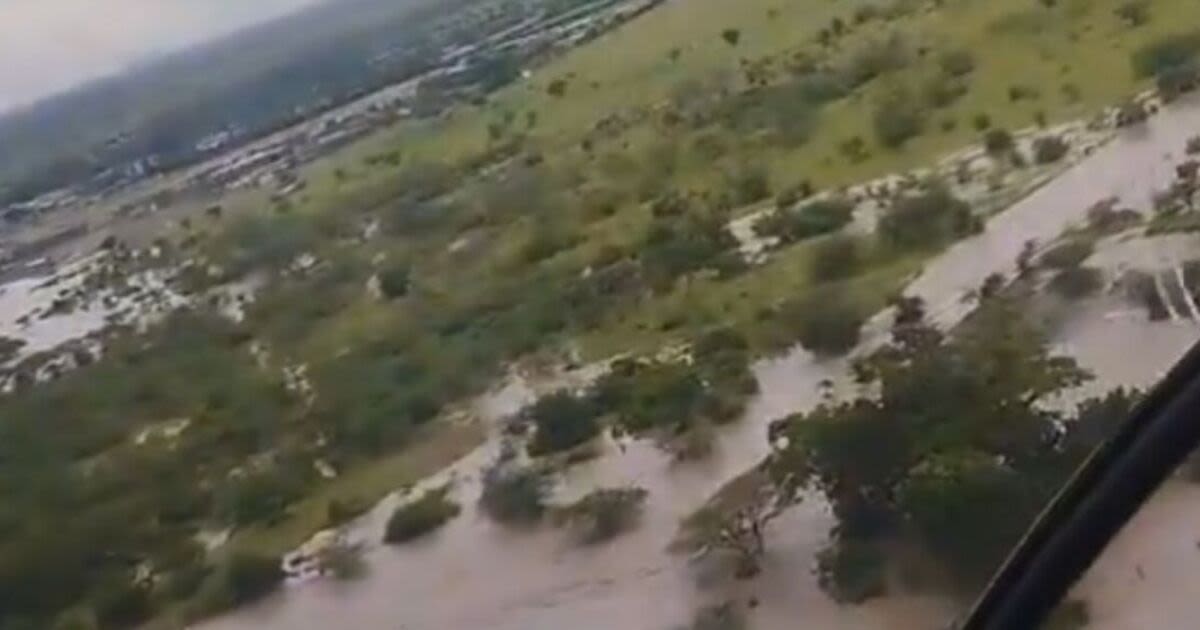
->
0, 0, 477, 205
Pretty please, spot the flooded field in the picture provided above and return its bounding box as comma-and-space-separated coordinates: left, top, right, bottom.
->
188, 98, 1200, 630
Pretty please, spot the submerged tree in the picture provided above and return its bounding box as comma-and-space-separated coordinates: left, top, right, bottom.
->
766, 297, 1121, 597
676, 469, 803, 577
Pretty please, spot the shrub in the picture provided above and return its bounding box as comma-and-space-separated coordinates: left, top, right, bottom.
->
984, 128, 1015, 154
924, 75, 968, 108
844, 35, 909, 87
526, 391, 603, 456
726, 165, 772, 205
720, 28, 741, 46
810, 235, 862, 283
557, 486, 648, 544
1156, 62, 1200, 99
873, 89, 924, 148
193, 553, 283, 615
879, 187, 975, 250
1039, 239, 1094, 269
785, 285, 865, 357
1033, 135, 1070, 164
755, 197, 855, 243
1048, 267, 1104, 299
1115, 1, 1150, 27
378, 263, 412, 299
547, 79, 568, 97
1131, 31, 1200, 78
973, 113, 992, 131
479, 462, 552, 525
939, 49, 976, 77
795, 72, 850, 104
384, 487, 461, 543
775, 181, 815, 210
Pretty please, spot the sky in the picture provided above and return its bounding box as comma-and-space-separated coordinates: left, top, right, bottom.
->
0, 0, 325, 112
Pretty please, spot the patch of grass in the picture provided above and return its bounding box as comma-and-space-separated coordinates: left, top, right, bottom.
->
227, 421, 483, 557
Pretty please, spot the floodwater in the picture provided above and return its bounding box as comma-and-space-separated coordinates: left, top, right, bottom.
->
195, 99, 1200, 630
0, 257, 184, 360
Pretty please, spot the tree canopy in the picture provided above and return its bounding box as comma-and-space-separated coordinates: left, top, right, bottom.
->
768, 297, 1136, 598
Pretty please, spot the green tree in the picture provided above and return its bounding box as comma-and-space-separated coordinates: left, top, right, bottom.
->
783, 284, 865, 357
526, 392, 603, 456
769, 298, 1100, 593
879, 186, 975, 250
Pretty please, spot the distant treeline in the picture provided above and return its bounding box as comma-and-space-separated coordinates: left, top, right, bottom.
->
0, 0, 488, 206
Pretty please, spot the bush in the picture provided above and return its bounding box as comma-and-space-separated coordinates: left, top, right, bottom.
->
1039, 239, 1094, 269
526, 392, 603, 456
557, 486, 648, 544
785, 285, 865, 357
1131, 31, 1200, 78
1048, 267, 1104, 299
1115, 1, 1150, 27
810, 235, 862, 283
384, 487, 461, 543
843, 35, 909, 87
984, 128, 1015, 154
755, 197, 855, 243
879, 187, 975, 250
726, 165, 772, 205
1033, 136, 1070, 164
378, 263, 412, 299
939, 49, 976, 77
873, 89, 924, 148
479, 462, 552, 525
1156, 62, 1200, 99
923, 75, 968, 108
193, 553, 283, 615
775, 181, 815, 210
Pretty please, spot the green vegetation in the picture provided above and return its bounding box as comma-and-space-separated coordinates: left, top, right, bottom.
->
9, 0, 1200, 625
879, 186, 977, 251
479, 459, 553, 526
526, 391, 604, 456
769, 298, 1140, 596
1033, 135, 1071, 164
556, 486, 648, 544
383, 486, 462, 544
754, 197, 855, 244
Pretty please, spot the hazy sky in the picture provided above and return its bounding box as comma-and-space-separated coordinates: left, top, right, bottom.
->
0, 0, 325, 112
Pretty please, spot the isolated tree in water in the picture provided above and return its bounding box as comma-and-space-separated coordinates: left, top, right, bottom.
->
766, 296, 1136, 599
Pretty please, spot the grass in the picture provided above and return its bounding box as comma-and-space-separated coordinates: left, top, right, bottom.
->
226, 420, 483, 557
255, 0, 1200, 365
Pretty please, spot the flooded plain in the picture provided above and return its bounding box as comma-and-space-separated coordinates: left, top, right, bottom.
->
184, 99, 1200, 630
